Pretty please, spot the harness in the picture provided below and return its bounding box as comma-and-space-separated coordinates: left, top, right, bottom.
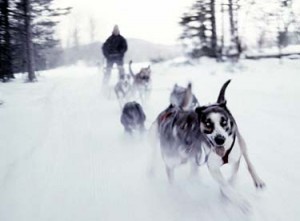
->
222, 134, 236, 164
159, 111, 173, 124
196, 133, 236, 166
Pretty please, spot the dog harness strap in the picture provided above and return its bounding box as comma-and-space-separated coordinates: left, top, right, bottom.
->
222, 134, 236, 164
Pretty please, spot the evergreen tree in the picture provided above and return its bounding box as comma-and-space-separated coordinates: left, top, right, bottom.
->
0, 0, 14, 81
179, 0, 217, 58
3, 0, 71, 81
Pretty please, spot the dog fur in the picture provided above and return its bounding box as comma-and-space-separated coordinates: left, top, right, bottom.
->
170, 83, 199, 110
114, 67, 132, 108
149, 80, 265, 211
195, 80, 265, 210
121, 101, 146, 134
129, 60, 151, 103
149, 83, 207, 182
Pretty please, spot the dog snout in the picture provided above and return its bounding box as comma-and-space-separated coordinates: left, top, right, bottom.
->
214, 135, 225, 145
185, 136, 193, 145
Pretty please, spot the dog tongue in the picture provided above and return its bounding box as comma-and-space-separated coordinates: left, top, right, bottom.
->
215, 147, 225, 157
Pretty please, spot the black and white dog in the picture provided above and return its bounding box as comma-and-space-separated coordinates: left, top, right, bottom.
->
121, 101, 146, 134
114, 67, 132, 108
150, 80, 265, 211
129, 60, 151, 103
195, 80, 265, 209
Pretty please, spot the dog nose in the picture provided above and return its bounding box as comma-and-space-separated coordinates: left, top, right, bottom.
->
185, 136, 192, 145
214, 135, 225, 145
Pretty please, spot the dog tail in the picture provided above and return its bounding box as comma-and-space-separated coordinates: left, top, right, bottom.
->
217, 79, 231, 104
181, 82, 193, 111
129, 60, 135, 78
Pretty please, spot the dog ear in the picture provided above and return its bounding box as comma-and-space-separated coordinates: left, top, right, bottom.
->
217, 79, 231, 104
218, 100, 227, 107
181, 82, 193, 111
187, 82, 192, 90
195, 106, 206, 116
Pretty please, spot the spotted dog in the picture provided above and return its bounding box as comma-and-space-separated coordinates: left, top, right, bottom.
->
195, 80, 265, 210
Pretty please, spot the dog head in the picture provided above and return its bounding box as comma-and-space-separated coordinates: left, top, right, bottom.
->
196, 80, 236, 157
121, 101, 146, 128
173, 111, 200, 146
137, 65, 151, 83
118, 69, 131, 86
170, 83, 198, 111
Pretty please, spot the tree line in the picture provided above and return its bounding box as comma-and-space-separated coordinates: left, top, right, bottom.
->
180, 0, 300, 60
0, 0, 70, 82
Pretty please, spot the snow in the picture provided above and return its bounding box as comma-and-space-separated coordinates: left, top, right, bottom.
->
246, 44, 300, 57
0, 58, 300, 221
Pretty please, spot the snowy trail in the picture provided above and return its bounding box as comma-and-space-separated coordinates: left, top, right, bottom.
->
0, 60, 300, 221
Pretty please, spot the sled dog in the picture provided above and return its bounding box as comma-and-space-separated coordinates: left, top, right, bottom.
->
114, 67, 132, 108
121, 101, 146, 134
170, 83, 199, 110
129, 60, 151, 103
150, 80, 265, 211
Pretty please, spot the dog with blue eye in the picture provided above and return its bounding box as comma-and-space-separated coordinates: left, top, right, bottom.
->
149, 80, 265, 212
195, 80, 265, 211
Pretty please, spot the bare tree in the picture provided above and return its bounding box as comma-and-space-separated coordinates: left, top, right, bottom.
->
89, 16, 96, 43
23, 0, 36, 82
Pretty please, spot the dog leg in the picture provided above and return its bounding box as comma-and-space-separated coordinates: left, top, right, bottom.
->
124, 127, 133, 135
207, 163, 251, 212
189, 159, 199, 178
166, 166, 175, 184
237, 130, 265, 189
228, 158, 241, 185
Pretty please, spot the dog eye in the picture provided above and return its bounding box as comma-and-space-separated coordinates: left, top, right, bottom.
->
205, 121, 211, 127
221, 119, 227, 126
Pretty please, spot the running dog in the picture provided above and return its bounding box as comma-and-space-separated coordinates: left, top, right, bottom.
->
170, 83, 199, 110
149, 80, 265, 211
149, 83, 207, 182
121, 101, 146, 134
195, 80, 265, 210
129, 60, 151, 103
114, 67, 132, 108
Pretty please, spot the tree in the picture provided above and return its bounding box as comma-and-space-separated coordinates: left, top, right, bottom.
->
5, 0, 71, 81
23, 0, 36, 81
179, 0, 218, 58
89, 16, 96, 43
0, 0, 14, 81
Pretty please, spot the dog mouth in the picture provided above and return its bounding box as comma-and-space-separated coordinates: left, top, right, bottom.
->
215, 146, 225, 157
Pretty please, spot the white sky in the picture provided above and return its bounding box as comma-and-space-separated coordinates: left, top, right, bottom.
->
55, 0, 300, 47
55, 0, 195, 46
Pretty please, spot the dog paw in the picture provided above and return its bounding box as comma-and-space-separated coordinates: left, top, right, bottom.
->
254, 178, 266, 189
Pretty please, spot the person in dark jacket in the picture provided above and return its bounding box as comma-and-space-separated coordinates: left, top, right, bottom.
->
102, 25, 128, 84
